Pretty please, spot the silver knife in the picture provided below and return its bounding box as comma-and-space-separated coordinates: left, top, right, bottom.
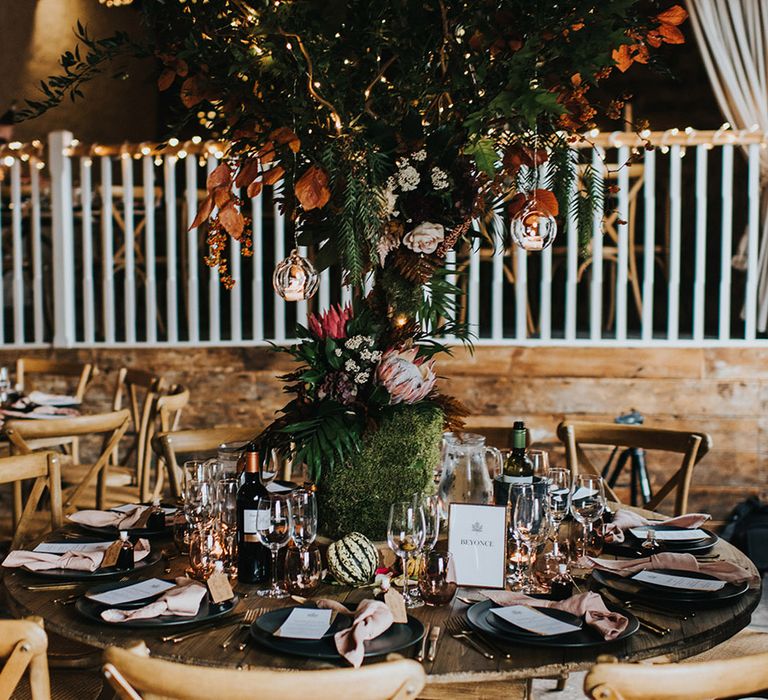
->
416, 623, 430, 662
427, 625, 440, 662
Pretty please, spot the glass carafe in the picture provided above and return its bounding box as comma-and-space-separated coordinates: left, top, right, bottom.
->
437, 433, 502, 516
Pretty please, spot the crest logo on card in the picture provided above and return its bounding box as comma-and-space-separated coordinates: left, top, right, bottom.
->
471, 521, 483, 533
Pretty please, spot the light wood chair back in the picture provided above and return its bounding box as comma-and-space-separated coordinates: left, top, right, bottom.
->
152, 426, 255, 499
103, 642, 425, 700
112, 368, 166, 502
15, 358, 96, 403
144, 385, 190, 502
556, 421, 712, 516
4, 409, 131, 511
584, 652, 768, 700
0, 617, 50, 700
0, 452, 62, 549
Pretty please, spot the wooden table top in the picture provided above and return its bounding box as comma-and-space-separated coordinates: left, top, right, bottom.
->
2, 519, 762, 690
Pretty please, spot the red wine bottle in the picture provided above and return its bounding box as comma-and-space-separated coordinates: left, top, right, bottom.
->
236, 444, 271, 584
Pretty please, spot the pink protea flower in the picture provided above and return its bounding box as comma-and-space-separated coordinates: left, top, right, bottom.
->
376, 348, 437, 404
307, 304, 352, 340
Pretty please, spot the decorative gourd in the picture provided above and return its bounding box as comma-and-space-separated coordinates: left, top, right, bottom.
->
327, 532, 379, 586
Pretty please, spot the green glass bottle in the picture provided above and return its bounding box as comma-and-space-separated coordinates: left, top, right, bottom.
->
502, 421, 534, 484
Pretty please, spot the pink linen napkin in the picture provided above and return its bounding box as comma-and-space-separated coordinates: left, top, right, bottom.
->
2, 539, 151, 572
604, 510, 711, 543
590, 552, 759, 585
101, 577, 207, 622
317, 599, 394, 668
68, 505, 149, 530
483, 590, 629, 640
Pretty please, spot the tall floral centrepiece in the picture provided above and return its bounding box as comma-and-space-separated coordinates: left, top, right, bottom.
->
27, 2, 688, 537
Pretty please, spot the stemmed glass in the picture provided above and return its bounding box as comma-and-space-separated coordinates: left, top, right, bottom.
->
528, 449, 550, 478
510, 484, 547, 593
414, 493, 440, 554
570, 475, 606, 559
387, 501, 426, 609
546, 468, 572, 561
291, 488, 318, 551
215, 477, 239, 576
254, 495, 293, 598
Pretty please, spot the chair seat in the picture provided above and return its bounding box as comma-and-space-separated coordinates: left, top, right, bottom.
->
11, 668, 103, 700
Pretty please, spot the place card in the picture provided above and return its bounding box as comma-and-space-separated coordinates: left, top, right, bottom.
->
447, 503, 507, 588
629, 527, 708, 542
491, 605, 582, 636
384, 588, 408, 623
33, 541, 113, 554
100, 541, 123, 569
206, 570, 235, 603
86, 578, 176, 605
274, 608, 333, 639
112, 504, 177, 516
632, 570, 726, 591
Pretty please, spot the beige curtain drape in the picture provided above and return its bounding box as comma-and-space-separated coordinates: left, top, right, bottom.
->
687, 0, 768, 331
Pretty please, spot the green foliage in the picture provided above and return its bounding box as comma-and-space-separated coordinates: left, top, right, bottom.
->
317, 404, 443, 539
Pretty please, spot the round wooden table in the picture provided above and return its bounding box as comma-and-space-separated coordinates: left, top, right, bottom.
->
2, 516, 761, 700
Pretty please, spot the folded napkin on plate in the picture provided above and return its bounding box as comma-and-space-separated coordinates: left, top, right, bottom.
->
590, 552, 759, 585
604, 510, 710, 543
316, 598, 394, 668
2, 539, 151, 572
101, 577, 207, 623
483, 590, 628, 641
26, 391, 79, 406
68, 505, 150, 530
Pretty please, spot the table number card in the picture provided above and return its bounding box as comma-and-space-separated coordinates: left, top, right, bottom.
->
447, 503, 507, 588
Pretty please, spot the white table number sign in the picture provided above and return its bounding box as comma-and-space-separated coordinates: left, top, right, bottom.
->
447, 503, 507, 588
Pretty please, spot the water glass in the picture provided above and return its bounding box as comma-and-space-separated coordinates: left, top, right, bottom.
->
216, 477, 239, 575
217, 441, 247, 477
188, 524, 224, 580
418, 551, 456, 606
546, 468, 572, 559
291, 489, 318, 550
254, 495, 293, 598
528, 449, 550, 478
387, 501, 426, 609
413, 493, 440, 554
570, 475, 606, 559
510, 484, 547, 593
182, 460, 207, 498
284, 545, 323, 595
183, 478, 214, 530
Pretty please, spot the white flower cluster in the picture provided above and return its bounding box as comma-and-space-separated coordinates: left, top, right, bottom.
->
344, 359, 359, 373
397, 164, 420, 191
354, 371, 370, 384
431, 167, 449, 190
345, 335, 374, 350
359, 348, 382, 362
412, 149, 427, 161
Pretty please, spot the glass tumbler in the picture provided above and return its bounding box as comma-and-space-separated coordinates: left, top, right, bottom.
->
284, 545, 323, 596
418, 551, 457, 606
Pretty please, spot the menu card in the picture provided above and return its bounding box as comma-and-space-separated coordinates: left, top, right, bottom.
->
448, 503, 507, 588
629, 527, 708, 541
33, 541, 113, 554
274, 608, 333, 639
86, 578, 176, 605
491, 605, 581, 636
632, 570, 726, 591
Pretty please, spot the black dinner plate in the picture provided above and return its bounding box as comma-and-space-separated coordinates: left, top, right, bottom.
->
484, 605, 583, 638
20, 546, 162, 580
625, 524, 717, 549
75, 579, 238, 628
249, 605, 425, 661
466, 600, 639, 648
252, 605, 353, 639
591, 568, 749, 606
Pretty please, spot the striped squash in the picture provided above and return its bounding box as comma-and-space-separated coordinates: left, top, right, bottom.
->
327, 532, 379, 586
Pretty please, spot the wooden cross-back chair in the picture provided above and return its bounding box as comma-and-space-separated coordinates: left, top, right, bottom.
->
111, 368, 166, 502
556, 421, 712, 516
103, 642, 426, 700
0, 452, 62, 550
151, 425, 255, 500
584, 651, 768, 700
15, 358, 97, 403
5, 409, 131, 511
0, 617, 50, 700
142, 385, 190, 502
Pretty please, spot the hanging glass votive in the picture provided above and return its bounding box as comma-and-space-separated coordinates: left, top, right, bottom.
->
272, 248, 319, 301
510, 203, 558, 252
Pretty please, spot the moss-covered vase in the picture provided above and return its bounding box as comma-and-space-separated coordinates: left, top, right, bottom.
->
317, 404, 443, 540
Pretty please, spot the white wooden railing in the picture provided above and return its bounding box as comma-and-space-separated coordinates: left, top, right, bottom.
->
0, 127, 766, 349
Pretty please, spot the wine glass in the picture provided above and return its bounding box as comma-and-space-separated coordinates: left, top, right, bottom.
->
291, 489, 318, 551
510, 484, 547, 593
570, 474, 606, 560
413, 493, 440, 554
254, 495, 293, 598
216, 477, 239, 575
183, 478, 214, 530
387, 501, 426, 609
528, 449, 550, 478
546, 468, 572, 559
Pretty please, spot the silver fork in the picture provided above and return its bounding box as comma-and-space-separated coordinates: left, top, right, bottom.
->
221, 608, 260, 649
444, 616, 495, 660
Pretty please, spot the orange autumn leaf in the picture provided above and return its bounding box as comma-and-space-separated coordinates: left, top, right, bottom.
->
571, 73, 582, 87
219, 201, 245, 240
190, 195, 214, 229
612, 44, 633, 72
258, 141, 276, 166
659, 23, 685, 44
179, 75, 206, 108
632, 43, 650, 64
531, 189, 559, 217
213, 187, 231, 209
235, 158, 260, 189
207, 162, 231, 190
269, 127, 301, 154
157, 69, 176, 91
656, 5, 688, 26
262, 165, 285, 186
646, 29, 663, 48
247, 179, 263, 199
295, 165, 331, 211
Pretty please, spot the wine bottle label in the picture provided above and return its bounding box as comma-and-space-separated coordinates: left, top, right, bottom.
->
242, 509, 270, 533
500, 475, 533, 484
